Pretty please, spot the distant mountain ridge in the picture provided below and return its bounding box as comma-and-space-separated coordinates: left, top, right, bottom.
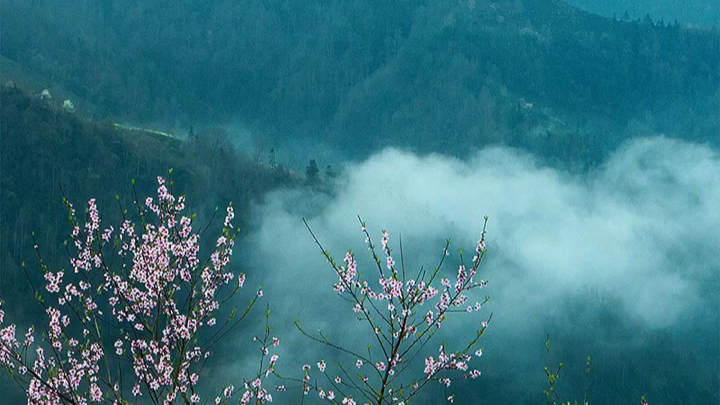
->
564, 0, 720, 27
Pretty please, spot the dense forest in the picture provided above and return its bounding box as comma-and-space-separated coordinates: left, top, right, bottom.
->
1, 0, 719, 404
2, 0, 718, 165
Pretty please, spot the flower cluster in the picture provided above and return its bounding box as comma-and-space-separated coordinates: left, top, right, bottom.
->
423, 344, 482, 385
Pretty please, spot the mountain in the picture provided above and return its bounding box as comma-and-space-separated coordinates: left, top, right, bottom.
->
1, 0, 718, 165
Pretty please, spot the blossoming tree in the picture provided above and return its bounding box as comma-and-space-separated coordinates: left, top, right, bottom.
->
0, 176, 277, 405
294, 218, 491, 405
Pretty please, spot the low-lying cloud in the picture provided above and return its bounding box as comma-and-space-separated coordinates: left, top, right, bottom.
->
233, 136, 719, 403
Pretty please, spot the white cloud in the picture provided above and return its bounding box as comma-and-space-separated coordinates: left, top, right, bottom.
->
247, 137, 719, 330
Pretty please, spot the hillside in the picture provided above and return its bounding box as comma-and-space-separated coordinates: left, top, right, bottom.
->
0, 84, 299, 311
1, 0, 717, 166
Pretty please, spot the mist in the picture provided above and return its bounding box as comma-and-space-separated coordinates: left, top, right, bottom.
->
232, 135, 719, 404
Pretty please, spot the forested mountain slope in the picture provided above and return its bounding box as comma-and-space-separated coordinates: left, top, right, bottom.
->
2, 0, 717, 164
0, 84, 297, 316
